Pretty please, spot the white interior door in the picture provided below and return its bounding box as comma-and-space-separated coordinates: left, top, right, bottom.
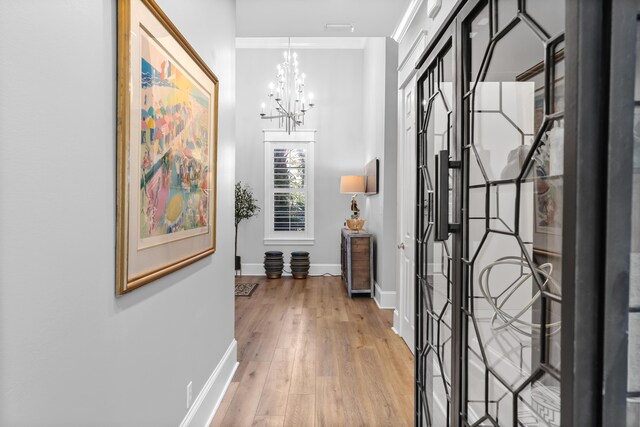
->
397, 78, 416, 352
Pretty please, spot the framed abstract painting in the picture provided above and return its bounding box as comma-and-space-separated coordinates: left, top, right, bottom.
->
116, 0, 218, 295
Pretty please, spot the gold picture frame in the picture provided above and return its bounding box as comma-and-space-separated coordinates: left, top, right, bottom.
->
116, 0, 218, 295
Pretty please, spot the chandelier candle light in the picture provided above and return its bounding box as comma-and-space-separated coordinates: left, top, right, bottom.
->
259, 39, 315, 134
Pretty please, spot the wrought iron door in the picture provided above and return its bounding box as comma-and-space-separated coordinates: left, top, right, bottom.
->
461, 1, 565, 425
416, 1, 566, 425
416, 40, 457, 426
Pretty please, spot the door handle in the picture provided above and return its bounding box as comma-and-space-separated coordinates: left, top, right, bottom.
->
398, 243, 405, 249
435, 150, 460, 241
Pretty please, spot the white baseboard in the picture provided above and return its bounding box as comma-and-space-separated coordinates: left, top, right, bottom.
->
180, 339, 238, 427
392, 309, 400, 334
240, 263, 341, 277
373, 282, 397, 309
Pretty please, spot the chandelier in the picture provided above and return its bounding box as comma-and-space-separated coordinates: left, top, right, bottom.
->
259, 39, 315, 134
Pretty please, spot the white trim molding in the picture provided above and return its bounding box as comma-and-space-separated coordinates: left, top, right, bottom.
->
263, 130, 316, 245
180, 340, 238, 427
398, 30, 429, 89
237, 37, 367, 50
392, 0, 424, 42
263, 238, 315, 246
240, 263, 341, 277
427, 0, 442, 18
373, 282, 397, 309
398, 29, 428, 73
392, 309, 400, 334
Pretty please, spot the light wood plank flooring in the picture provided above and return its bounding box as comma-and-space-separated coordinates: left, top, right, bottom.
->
211, 275, 414, 427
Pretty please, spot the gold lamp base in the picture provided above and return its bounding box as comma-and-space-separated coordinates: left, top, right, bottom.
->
346, 218, 366, 232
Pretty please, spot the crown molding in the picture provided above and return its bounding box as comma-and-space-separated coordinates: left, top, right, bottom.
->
398, 29, 428, 72
391, 0, 424, 43
236, 37, 367, 50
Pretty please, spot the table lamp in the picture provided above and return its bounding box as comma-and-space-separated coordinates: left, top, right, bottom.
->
340, 175, 366, 231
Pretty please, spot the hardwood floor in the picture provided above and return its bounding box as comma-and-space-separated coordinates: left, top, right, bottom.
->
211, 275, 414, 427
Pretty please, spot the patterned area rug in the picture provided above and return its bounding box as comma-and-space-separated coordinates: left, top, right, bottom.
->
235, 282, 259, 297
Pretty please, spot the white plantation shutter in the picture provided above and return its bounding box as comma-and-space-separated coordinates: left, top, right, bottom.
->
273, 147, 306, 231
273, 148, 305, 189
273, 193, 306, 231
264, 131, 315, 245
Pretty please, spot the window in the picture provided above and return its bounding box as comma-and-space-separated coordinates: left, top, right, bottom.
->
264, 130, 315, 245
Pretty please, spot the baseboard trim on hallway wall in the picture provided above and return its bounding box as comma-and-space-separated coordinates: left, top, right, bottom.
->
240, 263, 341, 277
392, 309, 400, 334
180, 339, 238, 427
373, 282, 397, 309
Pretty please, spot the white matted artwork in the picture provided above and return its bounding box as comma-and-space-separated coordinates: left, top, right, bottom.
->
427, 0, 442, 18
116, 0, 219, 295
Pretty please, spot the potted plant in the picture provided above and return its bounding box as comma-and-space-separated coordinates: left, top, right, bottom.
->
235, 182, 260, 271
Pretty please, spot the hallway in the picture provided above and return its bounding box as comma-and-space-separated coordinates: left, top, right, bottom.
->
211, 276, 414, 426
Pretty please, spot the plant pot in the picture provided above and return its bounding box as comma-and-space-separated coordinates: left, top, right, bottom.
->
235, 255, 241, 271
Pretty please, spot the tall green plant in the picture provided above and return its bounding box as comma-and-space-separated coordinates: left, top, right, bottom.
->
235, 182, 260, 258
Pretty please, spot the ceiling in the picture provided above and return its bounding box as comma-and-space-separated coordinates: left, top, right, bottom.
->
236, 0, 412, 37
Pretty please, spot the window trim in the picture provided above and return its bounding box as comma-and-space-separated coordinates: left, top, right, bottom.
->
263, 130, 316, 245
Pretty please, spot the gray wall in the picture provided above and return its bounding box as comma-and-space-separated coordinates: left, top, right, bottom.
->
235, 48, 365, 268
362, 38, 399, 298
235, 41, 399, 304
0, 0, 236, 425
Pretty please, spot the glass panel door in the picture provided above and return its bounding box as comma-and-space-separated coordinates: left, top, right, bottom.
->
416, 41, 456, 426
414, 1, 640, 425
462, 1, 565, 425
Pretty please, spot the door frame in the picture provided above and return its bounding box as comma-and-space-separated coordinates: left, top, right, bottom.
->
599, 0, 637, 419
396, 74, 417, 352
589, 0, 638, 425
562, 0, 639, 425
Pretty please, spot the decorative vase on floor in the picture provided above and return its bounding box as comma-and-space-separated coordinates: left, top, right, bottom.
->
290, 251, 310, 279
264, 251, 284, 279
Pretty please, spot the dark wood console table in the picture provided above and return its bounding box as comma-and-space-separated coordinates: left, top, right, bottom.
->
340, 228, 373, 297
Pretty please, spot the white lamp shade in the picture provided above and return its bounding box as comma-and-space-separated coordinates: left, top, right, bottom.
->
340, 175, 365, 194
